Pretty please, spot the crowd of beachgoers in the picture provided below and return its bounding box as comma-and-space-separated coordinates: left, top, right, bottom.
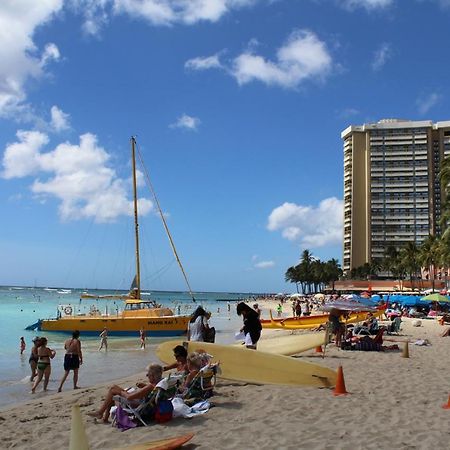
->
6, 295, 450, 449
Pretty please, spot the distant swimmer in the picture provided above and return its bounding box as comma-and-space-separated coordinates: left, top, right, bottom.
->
20, 336, 26, 355
99, 328, 108, 351
139, 328, 146, 349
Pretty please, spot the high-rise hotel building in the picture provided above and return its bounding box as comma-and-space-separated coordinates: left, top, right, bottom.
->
342, 119, 450, 273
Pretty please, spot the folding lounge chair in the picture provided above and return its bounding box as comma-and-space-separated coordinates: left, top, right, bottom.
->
386, 317, 402, 335
182, 363, 220, 404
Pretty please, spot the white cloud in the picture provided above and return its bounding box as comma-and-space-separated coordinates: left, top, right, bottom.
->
372, 43, 392, 71
340, 0, 393, 10
267, 197, 343, 249
254, 260, 275, 269
416, 92, 441, 115
74, 0, 258, 34
170, 114, 201, 131
339, 107, 360, 118
1, 131, 153, 222
2, 131, 48, 179
231, 30, 333, 88
0, 0, 63, 116
50, 105, 70, 131
185, 54, 223, 71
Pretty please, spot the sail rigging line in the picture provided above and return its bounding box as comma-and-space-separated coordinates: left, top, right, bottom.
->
141, 259, 177, 285
135, 140, 196, 302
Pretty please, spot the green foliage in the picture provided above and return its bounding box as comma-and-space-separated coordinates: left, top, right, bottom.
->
284, 252, 342, 293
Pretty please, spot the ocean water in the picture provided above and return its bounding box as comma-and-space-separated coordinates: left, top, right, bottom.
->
0, 286, 250, 408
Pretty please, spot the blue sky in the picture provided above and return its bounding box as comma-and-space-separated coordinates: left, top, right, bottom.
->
1, 0, 449, 293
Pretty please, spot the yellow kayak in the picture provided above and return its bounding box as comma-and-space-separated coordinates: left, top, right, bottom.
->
262, 308, 385, 330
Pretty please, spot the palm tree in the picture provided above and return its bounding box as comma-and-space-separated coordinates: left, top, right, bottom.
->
383, 245, 399, 279
401, 242, 420, 290
325, 258, 342, 291
298, 250, 315, 294
285, 266, 300, 293
419, 235, 441, 292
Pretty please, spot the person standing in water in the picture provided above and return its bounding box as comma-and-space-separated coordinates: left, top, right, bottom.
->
29, 337, 40, 382
139, 328, 146, 349
20, 337, 26, 355
31, 337, 56, 393
58, 330, 83, 392
99, 328, 108, 351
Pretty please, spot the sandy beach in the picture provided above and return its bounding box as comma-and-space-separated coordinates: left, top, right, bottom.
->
2, 303, 450, 450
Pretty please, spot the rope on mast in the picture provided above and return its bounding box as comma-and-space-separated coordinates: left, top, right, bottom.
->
135, 141, 196, 302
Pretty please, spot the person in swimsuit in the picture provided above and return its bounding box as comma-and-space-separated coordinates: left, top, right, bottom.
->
31, 337, 56, 393
99, 328, 108, 351
20, 337, 26, 355
162, 345, 188, 374
139, 328, 146, 349
328, 309, 345, 347
29, 337, 40, 382
58, 330, 83, 392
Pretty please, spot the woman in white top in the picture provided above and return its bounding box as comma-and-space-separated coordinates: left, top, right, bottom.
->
187, 306, 209, 342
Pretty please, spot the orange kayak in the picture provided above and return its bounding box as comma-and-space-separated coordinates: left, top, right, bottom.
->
114, 433, 194, 450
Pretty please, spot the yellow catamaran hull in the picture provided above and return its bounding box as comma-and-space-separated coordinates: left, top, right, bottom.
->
38, 315, 190, 336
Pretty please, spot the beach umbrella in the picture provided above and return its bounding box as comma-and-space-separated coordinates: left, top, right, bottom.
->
421, 293, 450, 303
314, 293, 325, 300
289, 293, 304, 298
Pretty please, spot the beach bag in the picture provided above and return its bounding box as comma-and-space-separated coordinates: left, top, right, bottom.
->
115, 406, 138, 431
203, 326, 216, 343
154, 399, 174, 423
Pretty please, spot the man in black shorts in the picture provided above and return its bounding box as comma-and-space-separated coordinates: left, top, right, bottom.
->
58, 330, 83, 392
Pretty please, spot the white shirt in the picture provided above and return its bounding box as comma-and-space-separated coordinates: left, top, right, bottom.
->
188, 316, 208, 341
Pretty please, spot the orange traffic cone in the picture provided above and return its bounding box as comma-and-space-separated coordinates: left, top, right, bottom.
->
333, 365, 348, 396
315, 346, 323, 353
442, 395, 450, 409
402, 341, 409, 358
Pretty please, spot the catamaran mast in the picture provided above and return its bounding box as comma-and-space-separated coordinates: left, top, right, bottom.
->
131, 136, 141, 299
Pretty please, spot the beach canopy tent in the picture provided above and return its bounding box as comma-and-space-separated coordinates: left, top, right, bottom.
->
383, 294, 430, 307
421, 293, 450, 303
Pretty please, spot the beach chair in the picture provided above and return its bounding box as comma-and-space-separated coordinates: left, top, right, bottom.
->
113, 373, 184, 426
181, 363, 220, 404
388, 316, 402, 335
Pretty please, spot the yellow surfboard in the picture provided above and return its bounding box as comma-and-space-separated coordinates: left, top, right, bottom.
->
157, 340, 336, 387
254, 332, 326, 355
157, 332, 325, 358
